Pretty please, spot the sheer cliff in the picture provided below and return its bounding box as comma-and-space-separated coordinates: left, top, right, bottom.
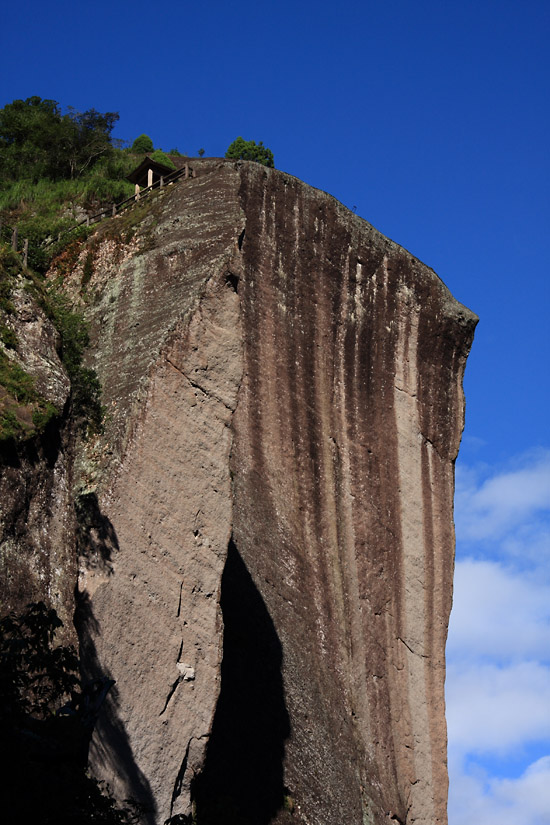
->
0, 159, 477, 825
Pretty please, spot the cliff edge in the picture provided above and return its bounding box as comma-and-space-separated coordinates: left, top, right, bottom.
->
5, 159, 477, 825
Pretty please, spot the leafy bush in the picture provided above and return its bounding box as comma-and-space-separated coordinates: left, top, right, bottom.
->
149, 149, 176, 170
131, 134, 154, 153
0, 350, 36, 403
225, 137, 274, 167
0, 96, 119, 183
45, 292, 104, 435
0, 601, 79, 720
0, 252, 103, 441
0, 323, 17, 348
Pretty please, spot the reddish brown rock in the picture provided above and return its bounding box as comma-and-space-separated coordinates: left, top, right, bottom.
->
226, 166, 476, 825
57, 160, 475, 824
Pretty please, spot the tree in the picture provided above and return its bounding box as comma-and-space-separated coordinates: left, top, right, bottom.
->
131, 134, 154, 153
0, 96, 119, 182
0, 96, 65, 181
0, 601, 79, 721
149, 149, 176, 170
63, 107, 119, 178
225, 137, 274, 167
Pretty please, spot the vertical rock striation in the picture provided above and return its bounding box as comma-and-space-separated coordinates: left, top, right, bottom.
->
226, 165, 476, 825
52, 160, 475, 823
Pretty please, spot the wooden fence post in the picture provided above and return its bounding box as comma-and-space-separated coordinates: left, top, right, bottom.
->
11, 226, 18, 252
160, 176, 164, 188
23, 239, 28, 268
112, 204, 116, 216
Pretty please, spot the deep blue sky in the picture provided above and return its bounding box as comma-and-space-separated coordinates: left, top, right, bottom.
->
1, 1, 548, 820
2, 0, 548, 454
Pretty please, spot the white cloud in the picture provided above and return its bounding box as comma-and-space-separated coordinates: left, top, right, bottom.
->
455, 449, 550, 546
447, 449, 550, 820
446, 660, 550, 754
448, 755, 550, 825
447, 558, 550, 662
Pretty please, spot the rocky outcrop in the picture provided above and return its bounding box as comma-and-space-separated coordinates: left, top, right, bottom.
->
225, 167, 476, 825
0, 277, 75, 643
4, 159, 475, 824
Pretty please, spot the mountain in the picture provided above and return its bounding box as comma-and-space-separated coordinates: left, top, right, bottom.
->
0, 159, 477, 825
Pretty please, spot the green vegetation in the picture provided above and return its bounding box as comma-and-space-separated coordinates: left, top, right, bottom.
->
0, 246, 103, 443
31, 281, 104, 436
225, 137, 274, 167
0, 158, 135, 272
130, 133, 154, 153
0, 338, 60, 442
0, 96, 119, 183
149, 149, 176, 170
0, 323, 17, 348
0, 96, 136, 272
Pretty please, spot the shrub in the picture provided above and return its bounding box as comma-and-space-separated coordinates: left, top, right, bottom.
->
225, 137, 274, 167
131, 133, 154, 153
149, 149, 176, 170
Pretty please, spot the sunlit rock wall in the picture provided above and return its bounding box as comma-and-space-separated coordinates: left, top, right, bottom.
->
70, 160, 476, 825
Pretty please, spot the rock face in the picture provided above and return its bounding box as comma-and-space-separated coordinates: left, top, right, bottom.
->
4, 159, 476, 824
0, 281, 75, 644
225, 168, 476, 825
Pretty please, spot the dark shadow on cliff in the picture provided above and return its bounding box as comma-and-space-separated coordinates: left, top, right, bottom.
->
75, 492, 119, 575
75, 500, 157, 825
193, 538, 290, 825
0, 401, 68, 470
75, 590, 157, 825
0, 600, 150, 825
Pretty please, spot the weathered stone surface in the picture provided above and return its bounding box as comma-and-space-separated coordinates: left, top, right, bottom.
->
0, 282, 74, 642
226, 166, 477, 825
1, 159, 475, 824
74, 163, 245, 820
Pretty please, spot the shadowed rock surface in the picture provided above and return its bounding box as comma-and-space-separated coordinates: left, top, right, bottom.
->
1, 159, 477, 825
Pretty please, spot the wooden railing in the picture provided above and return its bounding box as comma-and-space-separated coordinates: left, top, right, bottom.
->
45, 162, 195, 246
1, 162, 195, 263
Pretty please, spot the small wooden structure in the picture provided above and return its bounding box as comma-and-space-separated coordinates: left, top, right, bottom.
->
126, 156, 194, 200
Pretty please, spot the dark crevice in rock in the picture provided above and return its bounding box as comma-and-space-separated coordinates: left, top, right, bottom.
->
192, 537, 290, 824
170, 738, 192, 817
165, 357, 234, 413
237, 228, 245, 250
159, 676, 183, 717
397, 636, 429, 659
225, 270, 240, 293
